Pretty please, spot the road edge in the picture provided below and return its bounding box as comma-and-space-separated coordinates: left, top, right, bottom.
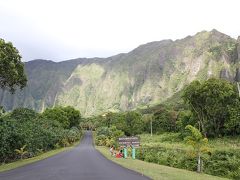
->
0, 139, 82, 173
95, 146, 152, 179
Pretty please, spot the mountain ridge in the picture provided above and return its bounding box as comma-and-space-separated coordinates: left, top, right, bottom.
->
1, 29, 240, 116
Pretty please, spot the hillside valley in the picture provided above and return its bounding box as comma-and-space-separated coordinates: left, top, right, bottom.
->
1, 29, 240, 116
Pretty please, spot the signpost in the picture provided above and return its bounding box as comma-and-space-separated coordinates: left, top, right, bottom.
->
118, 136, 140, 159
118, 136, 140, 147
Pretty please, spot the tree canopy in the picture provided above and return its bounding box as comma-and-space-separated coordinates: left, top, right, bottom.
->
0, 38, 27, 93
42, 106, 82, 129
183, 78, 238, 137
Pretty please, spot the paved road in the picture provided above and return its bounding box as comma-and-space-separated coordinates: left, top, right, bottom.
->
0, 131, 150, 180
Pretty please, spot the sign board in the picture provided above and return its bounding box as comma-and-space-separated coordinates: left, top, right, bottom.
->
118, 136, 140, 147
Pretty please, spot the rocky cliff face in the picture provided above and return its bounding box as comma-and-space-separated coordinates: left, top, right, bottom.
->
1, 30, 240, 116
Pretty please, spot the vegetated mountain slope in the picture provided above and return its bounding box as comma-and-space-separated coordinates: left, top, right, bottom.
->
1, 29, 240, 116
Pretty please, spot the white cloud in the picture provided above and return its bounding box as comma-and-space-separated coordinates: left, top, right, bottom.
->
0, 0, 240, 61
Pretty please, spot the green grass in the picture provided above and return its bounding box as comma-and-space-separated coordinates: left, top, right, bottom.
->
0, 141, 80, 172
139, 133, 240, 151
208, 136, 240, 151
139, 133, 189, 152
96, 146, 227, 180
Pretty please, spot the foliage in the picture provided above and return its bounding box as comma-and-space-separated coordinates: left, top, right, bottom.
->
63, 127, 81, 145
137, 146, 240, 179
42, 107, 69, 128
95, 126, 124, 147
125, 111, 144, 136
10, 108, 38, 122
204, 150, 240, 179
184, 125, 210, 172
182, 78, 238, 137
138, 133, 240, 179
0, 106, 5, 116
97, 146, 224, 180
184, 125, 209, 154
226, 100, 240, 136
176, 110, 196, 137
0, 38, 27, 93
60, 106, 82, 128
152, 108, 177, 133
41, 106, 81, 129
0, 107, 82, 163
15, 145, 28, 160
94, 111, 144, 136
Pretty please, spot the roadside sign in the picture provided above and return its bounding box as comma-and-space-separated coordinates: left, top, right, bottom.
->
118, 136, 140, 147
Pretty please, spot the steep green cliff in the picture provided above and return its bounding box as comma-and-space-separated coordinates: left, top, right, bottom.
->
1, 30, 240, 116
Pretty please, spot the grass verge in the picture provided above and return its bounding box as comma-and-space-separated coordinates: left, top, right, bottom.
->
139, 133, 240, 151
96, 146, 228, 180
0, 141, 80, 172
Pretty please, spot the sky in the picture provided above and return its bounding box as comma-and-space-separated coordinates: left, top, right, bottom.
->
1, 0, 240, 62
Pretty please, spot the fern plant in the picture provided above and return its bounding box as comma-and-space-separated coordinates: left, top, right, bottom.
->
15, 145, 28, 160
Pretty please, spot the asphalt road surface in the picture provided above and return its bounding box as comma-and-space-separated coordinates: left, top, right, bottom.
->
0, 131, 150, 180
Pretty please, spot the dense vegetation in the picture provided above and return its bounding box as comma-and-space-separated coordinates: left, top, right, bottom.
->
137, 134, 240, 179
93, 78, 240, 179
0, 106, 82, 164
183, 78, 240, 137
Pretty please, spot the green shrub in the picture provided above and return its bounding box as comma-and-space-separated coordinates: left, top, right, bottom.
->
41, 106, 82, 129
0, 107, 82, 163
205, 150, 240, 179
66, 127, 81, 144
152, 109, 177, 133
136, 146, 240, 179
95, 126, 124, 147
10, 108, 38, 122
96, 135, 107, 146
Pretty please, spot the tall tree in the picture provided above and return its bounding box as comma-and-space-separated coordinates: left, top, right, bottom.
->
0, 38, 27, 104
125, 111, 144, 136
182, 80, 207, 136
183, 78, 237, 137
